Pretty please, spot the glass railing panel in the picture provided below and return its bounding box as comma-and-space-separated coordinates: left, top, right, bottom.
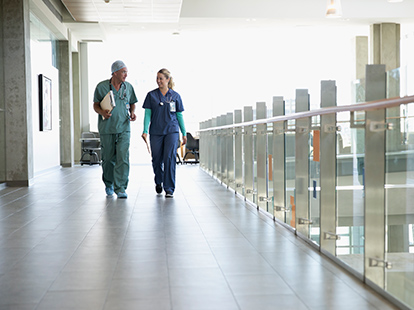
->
351, 78, 366, 104
309, 116, 321, 245
385, 102, 414, 309
285, 119, 296, 228
387, 67, 400, 99
336, 111, 365, 275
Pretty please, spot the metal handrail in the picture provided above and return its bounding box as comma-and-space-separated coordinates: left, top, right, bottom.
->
199, 95, 414, 131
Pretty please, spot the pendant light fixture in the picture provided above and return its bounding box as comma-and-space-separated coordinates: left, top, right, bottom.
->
325, 0, 342, 18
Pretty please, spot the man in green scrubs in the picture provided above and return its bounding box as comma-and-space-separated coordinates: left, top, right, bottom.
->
93, 60, 138, 198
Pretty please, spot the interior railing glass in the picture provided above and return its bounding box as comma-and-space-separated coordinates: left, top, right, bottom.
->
199, 93, 414, 310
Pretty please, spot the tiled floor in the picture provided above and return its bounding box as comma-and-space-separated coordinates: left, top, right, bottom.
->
0, 164, 399, 310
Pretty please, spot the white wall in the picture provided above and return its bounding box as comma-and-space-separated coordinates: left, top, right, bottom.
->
31, 40, 60, 174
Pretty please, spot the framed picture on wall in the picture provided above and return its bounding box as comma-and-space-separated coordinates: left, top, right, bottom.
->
38, 74, 52, 131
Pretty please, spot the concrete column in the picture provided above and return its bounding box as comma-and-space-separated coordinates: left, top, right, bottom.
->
354, 36, 368, 80
352, 36, 368, 104
58, 39, 74, 167
370, 23, 401, 152
370, 23, 400, 72
80, 42, 90, 133
1, 0, 34, 186
72, 50, 82, 164
0, 0, 5, 181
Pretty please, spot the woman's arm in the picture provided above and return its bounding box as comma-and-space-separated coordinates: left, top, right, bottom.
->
142, 108, 152, 134
176, 111, 187, 144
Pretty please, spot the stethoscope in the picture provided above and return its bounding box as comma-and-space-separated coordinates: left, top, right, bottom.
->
158, 90, 172, 106
109, 79, 126, 100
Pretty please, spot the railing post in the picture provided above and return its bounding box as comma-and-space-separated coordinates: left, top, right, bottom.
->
207, 119, 213, 175
234, 110, 243, 195
273, 96, 286, 221
226, 112, 234, 190
199, 121, 204, 169
320, 80, 338, 256
220, 114, 227, 184
244, 106, 254, 202
364, 64, 387, 288
256, 102, 268, 211
295, 89, 310, 238
212, 117, 218, 178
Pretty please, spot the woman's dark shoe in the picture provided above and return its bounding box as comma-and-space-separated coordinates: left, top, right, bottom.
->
156, 184, 162, 194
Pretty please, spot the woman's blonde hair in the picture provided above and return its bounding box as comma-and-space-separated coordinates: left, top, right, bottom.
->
158, 68, 175, 90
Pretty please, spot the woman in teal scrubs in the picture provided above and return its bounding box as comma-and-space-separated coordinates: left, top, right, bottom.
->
141, 68, 187, 198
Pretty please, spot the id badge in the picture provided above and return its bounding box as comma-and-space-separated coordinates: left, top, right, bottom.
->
170, 101, 176, 112
126, 103, 130, 110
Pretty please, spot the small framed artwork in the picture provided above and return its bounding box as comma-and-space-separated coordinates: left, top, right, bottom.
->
38, 74, 52, 131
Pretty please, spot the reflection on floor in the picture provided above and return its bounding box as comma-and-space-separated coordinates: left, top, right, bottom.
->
0, 164, 399, 310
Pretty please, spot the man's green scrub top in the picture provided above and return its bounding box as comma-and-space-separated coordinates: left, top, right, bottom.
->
94, 79, 138, 134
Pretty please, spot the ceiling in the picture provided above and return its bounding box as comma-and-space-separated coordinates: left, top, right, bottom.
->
59, 0, 414, 42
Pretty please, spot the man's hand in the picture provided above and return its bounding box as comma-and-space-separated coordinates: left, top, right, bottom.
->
182, 136, 187, 145
102, 110, 112, 119
130, 112, 136, 121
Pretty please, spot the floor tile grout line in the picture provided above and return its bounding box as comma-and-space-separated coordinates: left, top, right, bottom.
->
195, 170, 315, 309
180, 167, 243, 310
194, 172, 349, 309
100, 184, 143, 310
196, 167, 398, 310
163, 188, 175, 310
32, 172, 119, 310
0, 165, 400, 309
